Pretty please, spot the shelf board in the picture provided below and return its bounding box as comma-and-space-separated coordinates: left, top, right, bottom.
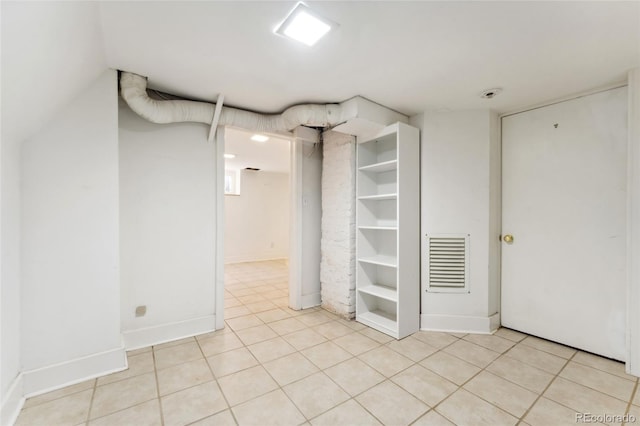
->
357, 193, 397, 201
358, 255, 397, 268
357, 310, 397, 332
358, 226, 397, 231
358, 160, 398, 173
358, 284, 398, 302
359, 222, 398, 228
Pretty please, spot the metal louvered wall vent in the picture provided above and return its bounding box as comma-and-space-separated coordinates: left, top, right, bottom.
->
426, 234, 470, 293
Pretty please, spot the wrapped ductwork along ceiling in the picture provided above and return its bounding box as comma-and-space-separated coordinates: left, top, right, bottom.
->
119, 72, 343, 133
119, 72, 409, 136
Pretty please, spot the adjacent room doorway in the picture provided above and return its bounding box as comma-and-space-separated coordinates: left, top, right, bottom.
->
220, 127, 293, 322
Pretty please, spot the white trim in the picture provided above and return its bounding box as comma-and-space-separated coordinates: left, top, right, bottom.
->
301, 292, 321, 309
21, 346, 126, 397
122, 315, 216, 350
224, 255, 288, 265
215, 128, 226, 330
289, 127, 322, 311
289, 133, 304, 310
500, 81, 628, 118
421, 313, 500, 334
627, 68, 640, 376
1, 374, 24, 426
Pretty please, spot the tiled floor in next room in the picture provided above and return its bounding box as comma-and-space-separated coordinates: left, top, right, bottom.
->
16, 260, 640, 426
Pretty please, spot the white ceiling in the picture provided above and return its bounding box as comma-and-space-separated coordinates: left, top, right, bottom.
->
100, 1, 639, 116
224, 128, 291, 173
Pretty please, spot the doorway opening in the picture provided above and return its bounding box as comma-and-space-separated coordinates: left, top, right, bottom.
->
221, 127, 293, 323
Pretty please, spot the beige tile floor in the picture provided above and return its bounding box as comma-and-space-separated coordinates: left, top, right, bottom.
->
16, 259, 640, 426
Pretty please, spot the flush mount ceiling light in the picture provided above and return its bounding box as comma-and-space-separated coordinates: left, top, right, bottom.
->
224, 153, 236, 159
250, 134, 269, 142
275, 2, 335, 46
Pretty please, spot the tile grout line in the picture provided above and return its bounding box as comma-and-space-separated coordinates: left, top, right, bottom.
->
18, 261, 639, 426
623, 378, 639, 425
406, 333, 492, 424
224, 267, 316, 421
86, 396, 160, 424
553, 365, 637, 403
19, 381, 98, 412
246, 314, 356, 420
516, 349, 577, 423
84, 379, 97, 426
425, 348, 512, 424
151, 344, 166, 426
221, 275, 391, 423
194, 331, 240, 426
417, 335, 570, 424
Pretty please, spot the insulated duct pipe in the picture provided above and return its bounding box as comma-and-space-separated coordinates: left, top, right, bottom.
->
120, 72, 342, 132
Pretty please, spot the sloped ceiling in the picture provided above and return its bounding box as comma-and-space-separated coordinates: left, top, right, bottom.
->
100, 1, 639, 116
1, 2, 107, 142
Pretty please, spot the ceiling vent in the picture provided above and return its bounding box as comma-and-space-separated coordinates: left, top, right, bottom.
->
425, 234, 470, 293
480, 88, 502, 99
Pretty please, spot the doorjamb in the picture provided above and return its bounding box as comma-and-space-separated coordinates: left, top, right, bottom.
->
288, 126, 322, 310
289, 134, 304, 310
214, 127, 226, 330
214, 126, 308, 326
627, 68, 640, 376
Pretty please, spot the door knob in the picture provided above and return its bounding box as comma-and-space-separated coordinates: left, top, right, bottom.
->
503, 234, 514, 244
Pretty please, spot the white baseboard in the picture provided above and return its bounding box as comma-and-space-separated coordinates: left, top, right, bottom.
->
224, 254, 288, 264
22, 346, 127, 398
122, 315, 217, 351
301, 292, 321, 309
421, 312, 501, 334
489, 312, 501, 332
1, 374, 24, 426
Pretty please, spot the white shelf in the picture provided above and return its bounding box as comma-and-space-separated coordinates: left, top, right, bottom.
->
358, 226, 397, 231
358, 193, 397, 201
358, 255, 397, 268
358, 284, 398, 302
359, 160, 398, 173
356, 122, 420, 340
358, 310, 397, 331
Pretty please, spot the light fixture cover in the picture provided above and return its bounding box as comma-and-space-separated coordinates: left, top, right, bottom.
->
275, 2, 335, 46
224, 153, 236, 159
250, 134, 269, 142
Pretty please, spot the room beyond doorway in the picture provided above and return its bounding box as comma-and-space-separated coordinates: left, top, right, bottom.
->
222, 127, 292, 315
224, 260, 291, 319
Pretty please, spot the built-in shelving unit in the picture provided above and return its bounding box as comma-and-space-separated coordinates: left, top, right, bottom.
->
355, 122, 420, 339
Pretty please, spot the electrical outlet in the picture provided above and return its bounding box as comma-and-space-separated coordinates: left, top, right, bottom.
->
135, 305, 147, 317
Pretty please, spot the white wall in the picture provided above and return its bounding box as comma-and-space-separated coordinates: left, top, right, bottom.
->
415, 110, 501, 333
0, 127, 22, 424
224, 170, 289, 264
20, 69, 122, 389
1, 2, 109, 421
119, 100, 217, 348
488, 113, 502, 315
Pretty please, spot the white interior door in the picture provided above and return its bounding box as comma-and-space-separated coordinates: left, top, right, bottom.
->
501, 87, 628, 360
